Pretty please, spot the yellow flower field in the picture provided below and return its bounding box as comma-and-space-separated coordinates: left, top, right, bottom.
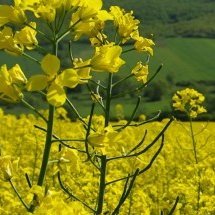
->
0, 1, 214, 214
0, 109, 214, 215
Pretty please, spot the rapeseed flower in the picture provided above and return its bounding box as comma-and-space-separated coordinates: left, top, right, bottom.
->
73, 58, 92, 84
14, 22, 38, 50
110, 6, 140, 43
0, 112, 214, 214
0, 155, 13, 180
0, 64, 26, 102
53, 148, 80, 174
27, 54, 79, 106
131, 61, 149, 83
172, 88, 207, 118
134, 36, 155, 55
70, 1, 111, 40
90, 43, 125, 73
0, 23, 37, 55
0, 26, 23, 55
0, 4, 26, 27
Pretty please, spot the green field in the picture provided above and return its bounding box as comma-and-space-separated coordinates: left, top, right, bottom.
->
0, 38, 215, 119
121, 38, 215, 81
1, 38, 214, 80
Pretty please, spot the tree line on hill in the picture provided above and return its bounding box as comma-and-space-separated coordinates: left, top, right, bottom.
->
104, 0, 215, 38
2, 0, 215, 38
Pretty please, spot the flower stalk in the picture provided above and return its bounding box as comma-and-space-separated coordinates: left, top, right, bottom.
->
97, 155, 107, 214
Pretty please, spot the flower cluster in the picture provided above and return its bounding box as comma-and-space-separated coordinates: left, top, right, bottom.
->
0, 110, 214, 214
172, 88, 207, 118
0, 64, 27, 102
0, 1, 210, 214
0, 0, 154, 107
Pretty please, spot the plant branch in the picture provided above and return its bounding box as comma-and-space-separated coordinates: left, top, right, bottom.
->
22, 52, 40, 64
9, 179, 30, 211
167, 196, 180, 215
116, 96, 141, 131
108, 118, 172, 162
21, 99, 47, 123
96, 155, 107, 214
112, 64, 163, 98
112, 169, 139, 215
106, 134, 165, 185
34, 125, 86, 153
57, 172, 96, 213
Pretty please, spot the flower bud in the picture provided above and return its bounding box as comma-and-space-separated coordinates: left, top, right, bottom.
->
0, 156, 13, 181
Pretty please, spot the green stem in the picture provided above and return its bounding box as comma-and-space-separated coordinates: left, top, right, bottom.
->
189, 117, 200, 214
167, 196, 180, 215
21, 99, 47, 122
66, 98, 88, 127
105, 73, 113, 127
9, 179, 30, 211
57, 19, 81, 43
97, 155, 107, 214
29, 17, 59, 214
35, 33, 58, 188
22, 52, 40, 64
28, 105, 55, 213
24, 22, 52, 42
122, 48, 135, 54
112, 64, 163, 99
57, 172, 96, 213
112, 74, 134, 88
189, 118, 198, 164
37, 105, 55, 186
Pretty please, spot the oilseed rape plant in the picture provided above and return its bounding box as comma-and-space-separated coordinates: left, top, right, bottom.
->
0, 0, 213, 214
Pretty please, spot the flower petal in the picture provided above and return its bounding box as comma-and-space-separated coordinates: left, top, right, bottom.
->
47, 83, 66, 107
26, 75, 47, 91
58, 69, 79, 88
41, 54, 60, 76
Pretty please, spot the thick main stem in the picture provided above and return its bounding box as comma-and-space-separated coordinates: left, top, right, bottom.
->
37, 35, 58, 186
29, 105, 55, 213
29, 33, 58, 213
96, 73, 112, 213
37, 105, 55, 186
97, 155, 107, 214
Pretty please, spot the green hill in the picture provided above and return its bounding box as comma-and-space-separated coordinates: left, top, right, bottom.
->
123, 38, 215, 81
1, 38, 215, 119
104, 0, 215, 38
1, 0, 215, 37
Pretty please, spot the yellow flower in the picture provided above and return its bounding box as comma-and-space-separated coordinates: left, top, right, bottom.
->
0, 64, 26, 103
27, 54, 79, 106
90, 33, 107, 47
73, 58, 92, 84
70, 1, 111, 40
134, 36, 155, 55
88, 125, 117, 148
131, 62, 149, 83
35, 195, 88, 215
0, 26, 23, 55
14, 22, 38, 50
115, 104, 125, 120
0, 156, 13, 181
61, 0, 85, 9
110, 6, 140, 43
172, 88, 207, 118
34, 4, 56, 23
53, 149, 80, 174
0, 5, 26, 27
8, 64, 27, 85
91, 44, 125, 73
